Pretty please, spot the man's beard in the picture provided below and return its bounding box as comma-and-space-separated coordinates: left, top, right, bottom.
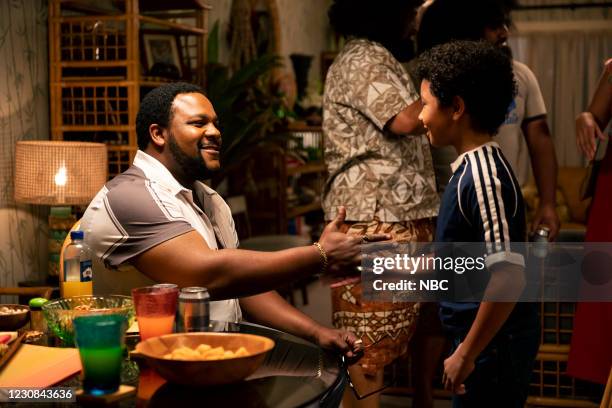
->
499, 43, 513, 59
168, 132, 217, 181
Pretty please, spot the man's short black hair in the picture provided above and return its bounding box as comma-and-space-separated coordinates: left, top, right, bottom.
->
328, 0, 423, 51
136, 82, 206, 150
417, 0, 517, 54
417, 40, 517, 135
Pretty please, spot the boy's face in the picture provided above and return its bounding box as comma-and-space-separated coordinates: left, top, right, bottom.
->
419, 80, 455, 147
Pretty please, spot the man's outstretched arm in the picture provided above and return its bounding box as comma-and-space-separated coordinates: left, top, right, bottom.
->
132, 207, 389, 300
240, 292, 360, 358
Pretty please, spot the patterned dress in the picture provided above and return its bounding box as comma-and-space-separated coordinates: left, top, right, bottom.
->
323, 38, 439, 374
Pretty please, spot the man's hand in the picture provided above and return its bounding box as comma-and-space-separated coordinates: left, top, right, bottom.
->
576, 111, 605, 160
312, 325, 363, 360
319, 206, 390, 274
443, 344, 472, 395
531, 203, 560, 241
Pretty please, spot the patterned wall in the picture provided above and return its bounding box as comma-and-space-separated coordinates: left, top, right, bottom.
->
0, 0, 49, 290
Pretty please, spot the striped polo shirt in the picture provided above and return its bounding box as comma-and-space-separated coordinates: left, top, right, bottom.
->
80, 150, 242, 323
435, 142, 535, 333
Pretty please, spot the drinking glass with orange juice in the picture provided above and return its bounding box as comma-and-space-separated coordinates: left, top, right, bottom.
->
131, 286, 179, 340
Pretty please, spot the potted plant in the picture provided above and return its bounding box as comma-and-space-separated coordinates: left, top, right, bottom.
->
203, 22, 294, 189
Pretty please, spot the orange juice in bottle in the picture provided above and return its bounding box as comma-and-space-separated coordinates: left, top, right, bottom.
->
60, 231, 93, 298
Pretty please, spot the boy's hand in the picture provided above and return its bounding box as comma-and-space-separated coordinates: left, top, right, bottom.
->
442, 343, 472, 395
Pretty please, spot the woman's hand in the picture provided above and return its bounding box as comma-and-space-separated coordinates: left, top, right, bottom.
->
576, 111, 605, 160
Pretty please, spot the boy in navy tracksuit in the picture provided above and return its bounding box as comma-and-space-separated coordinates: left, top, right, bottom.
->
417, 41, 539, 407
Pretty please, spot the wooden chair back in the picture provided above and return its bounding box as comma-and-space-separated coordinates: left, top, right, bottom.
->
0, 287, 54, 302
602, 367, 612, 408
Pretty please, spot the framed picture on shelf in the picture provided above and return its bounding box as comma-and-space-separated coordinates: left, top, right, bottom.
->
142, 33, 183, 79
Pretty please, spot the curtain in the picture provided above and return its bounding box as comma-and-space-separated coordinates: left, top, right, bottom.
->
513, 0, 609, 21
0, 0, 49, 291
509, 16, 612, 167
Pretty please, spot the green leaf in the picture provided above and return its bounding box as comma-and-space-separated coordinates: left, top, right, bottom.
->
202, 53, 294, 186
207, 20, 220, 64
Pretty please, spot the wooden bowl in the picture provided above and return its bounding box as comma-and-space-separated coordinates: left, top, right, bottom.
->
133, 332, 275, 386
0, 304, 29, 331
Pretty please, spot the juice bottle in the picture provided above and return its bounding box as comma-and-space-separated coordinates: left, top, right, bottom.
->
61, 231, 93, 298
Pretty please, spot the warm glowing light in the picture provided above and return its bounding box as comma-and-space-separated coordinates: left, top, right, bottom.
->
54, 166, 67, 186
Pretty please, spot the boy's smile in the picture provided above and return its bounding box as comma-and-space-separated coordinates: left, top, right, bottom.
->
418, 80, 455, 147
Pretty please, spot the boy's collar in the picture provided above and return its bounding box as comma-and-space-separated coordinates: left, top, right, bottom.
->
450, 141, 501, 173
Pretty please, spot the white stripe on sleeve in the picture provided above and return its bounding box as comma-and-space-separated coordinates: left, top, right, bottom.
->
485, 146, 511, 252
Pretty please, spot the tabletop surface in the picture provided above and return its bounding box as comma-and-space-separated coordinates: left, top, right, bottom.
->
16, 321, 346, 408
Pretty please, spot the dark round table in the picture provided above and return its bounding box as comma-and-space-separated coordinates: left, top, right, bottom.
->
24, 321, 346, 407
141, 321, 347, 408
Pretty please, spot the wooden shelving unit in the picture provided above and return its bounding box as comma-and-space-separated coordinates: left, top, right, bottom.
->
283, 124, 326, 235
286, 161, 326, 177
287, 201, 322, 219
48, 0, 210, 178
238, 127, 326, 236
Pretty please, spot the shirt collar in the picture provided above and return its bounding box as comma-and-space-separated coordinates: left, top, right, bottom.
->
132, 150, 191, 196
194, 180, 218, 196
450, 141, 501, 173
133, 150, 219, 200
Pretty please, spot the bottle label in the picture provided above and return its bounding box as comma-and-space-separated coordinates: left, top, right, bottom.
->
80, 260, 93, 282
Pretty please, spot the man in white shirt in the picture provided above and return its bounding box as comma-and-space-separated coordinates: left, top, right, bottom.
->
81, 82, 388, 357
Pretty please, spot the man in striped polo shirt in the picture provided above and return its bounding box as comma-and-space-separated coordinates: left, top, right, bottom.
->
417, 41, 538, 407
80, 82, 390, 359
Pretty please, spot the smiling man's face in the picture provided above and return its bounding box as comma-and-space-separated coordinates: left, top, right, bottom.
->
166, 92, 222, 180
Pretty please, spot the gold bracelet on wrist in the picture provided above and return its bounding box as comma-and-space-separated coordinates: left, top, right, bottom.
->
313, 242, 328, 274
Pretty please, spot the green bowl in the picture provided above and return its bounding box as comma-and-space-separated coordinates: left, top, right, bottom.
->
42, 295, 134, 345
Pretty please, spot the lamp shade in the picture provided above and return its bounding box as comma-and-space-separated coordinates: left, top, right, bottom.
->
14, 141, 107, 205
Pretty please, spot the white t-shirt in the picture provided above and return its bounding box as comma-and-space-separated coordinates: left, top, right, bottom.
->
495, 60, 547, 186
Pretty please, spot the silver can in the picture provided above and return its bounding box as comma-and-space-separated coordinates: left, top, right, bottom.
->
532, 226, 550, 242
177, 287, 210, 332
532, 226, 550, 258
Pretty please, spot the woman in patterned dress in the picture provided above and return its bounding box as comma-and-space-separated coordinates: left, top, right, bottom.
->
323, 1, 440, 406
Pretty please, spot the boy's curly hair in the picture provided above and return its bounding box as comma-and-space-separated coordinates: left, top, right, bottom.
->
417, 40, 517, 135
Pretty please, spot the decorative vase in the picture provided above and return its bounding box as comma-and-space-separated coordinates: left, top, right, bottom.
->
290, 54, 313, 103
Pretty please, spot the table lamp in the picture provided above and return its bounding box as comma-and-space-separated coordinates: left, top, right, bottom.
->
14, 141, 108, 279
